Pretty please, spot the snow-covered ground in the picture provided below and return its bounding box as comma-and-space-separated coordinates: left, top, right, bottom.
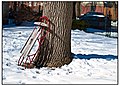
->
2, 26, 118, 84
111, 21, 118, 27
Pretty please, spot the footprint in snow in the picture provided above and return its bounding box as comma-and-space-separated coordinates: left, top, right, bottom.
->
32, 76, 36, 79
18, 80, 25, 84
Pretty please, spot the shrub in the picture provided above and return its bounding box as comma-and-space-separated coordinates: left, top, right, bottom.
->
72, 19, 88, 30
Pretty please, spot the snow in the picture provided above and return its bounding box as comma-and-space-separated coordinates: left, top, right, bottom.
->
111, 21, 118, 27
2, 26, 118, 84
92, 15, 105, 17
71, 29, 117, 56
85, 28, 118, 38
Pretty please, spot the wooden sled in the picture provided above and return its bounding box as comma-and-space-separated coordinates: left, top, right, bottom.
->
18, 16, 50, 68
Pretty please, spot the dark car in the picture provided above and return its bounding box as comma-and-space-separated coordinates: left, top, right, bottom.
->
78, 12, 111, 29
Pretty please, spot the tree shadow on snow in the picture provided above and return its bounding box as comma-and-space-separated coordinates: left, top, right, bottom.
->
71, 53, 118, 60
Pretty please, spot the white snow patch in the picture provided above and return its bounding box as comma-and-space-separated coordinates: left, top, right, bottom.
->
2, 26, 118, 84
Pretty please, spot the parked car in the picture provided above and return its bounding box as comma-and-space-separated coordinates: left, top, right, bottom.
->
78, 12, 111, 29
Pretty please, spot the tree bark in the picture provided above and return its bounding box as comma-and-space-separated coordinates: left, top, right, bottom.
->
34, 1, 73, 68
2, 2, 9, 25
2, 2, 9, 18
75, 2, 80, 17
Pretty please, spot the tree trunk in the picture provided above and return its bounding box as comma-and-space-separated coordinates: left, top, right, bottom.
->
73, 2, 76, 19
75, 2, 80, 17
34, 1, 73, 68
2, 2, 9, 18
13, 2, 17, 12
2, 2, 9, 25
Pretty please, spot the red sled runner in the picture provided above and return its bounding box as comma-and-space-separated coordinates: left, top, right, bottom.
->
18, 16, 50, 68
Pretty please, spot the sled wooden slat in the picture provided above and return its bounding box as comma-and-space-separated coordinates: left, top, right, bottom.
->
19, 27, 42, 65
20, 28, 35, 53
34, 22, 48, 27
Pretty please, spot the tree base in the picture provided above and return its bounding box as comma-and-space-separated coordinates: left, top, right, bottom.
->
46, 56, 73, 68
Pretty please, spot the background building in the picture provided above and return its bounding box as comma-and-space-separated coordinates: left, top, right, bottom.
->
2, 1, 118, 25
